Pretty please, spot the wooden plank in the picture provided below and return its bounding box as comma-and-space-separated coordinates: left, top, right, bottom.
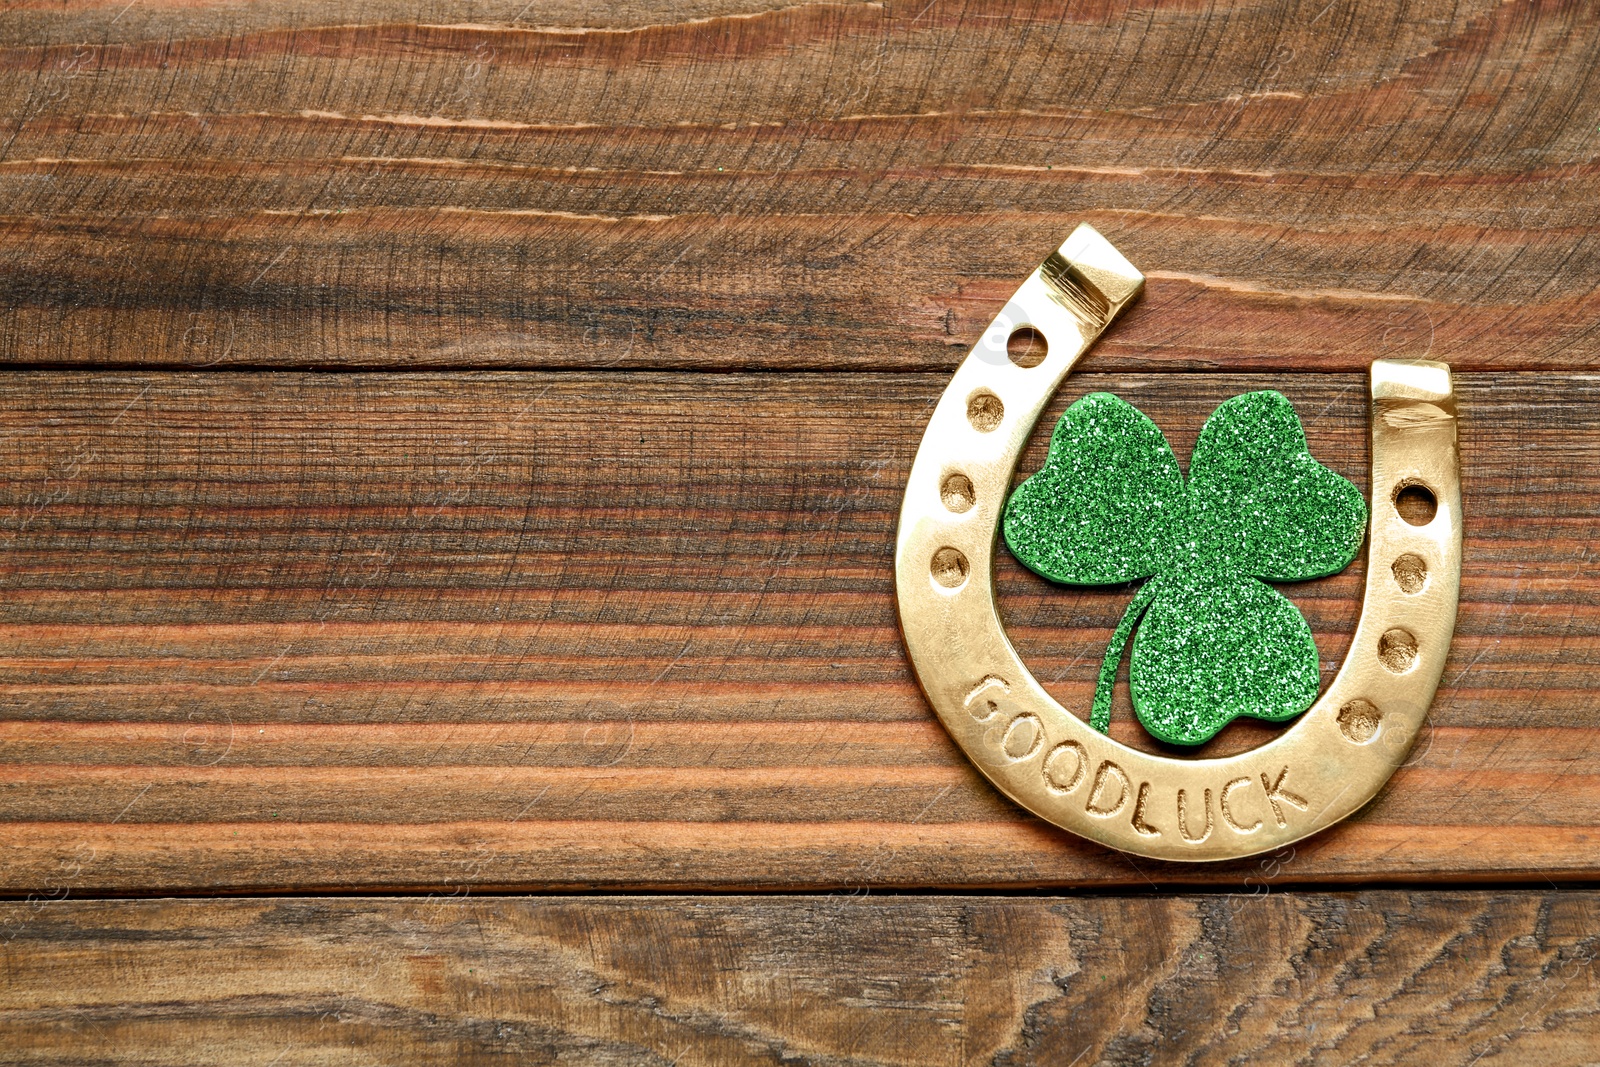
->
1, 0, 1596, 370
1, 892, 1596, 1065
0, 370, 1593, 890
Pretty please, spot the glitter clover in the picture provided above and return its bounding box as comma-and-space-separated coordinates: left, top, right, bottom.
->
1002, 391, 1368, 746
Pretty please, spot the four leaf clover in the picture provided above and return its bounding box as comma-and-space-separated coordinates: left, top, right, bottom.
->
1002, 391, 1368, 746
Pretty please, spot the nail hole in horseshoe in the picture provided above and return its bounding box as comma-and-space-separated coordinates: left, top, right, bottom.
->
1006, 327, 1048, 369
941, 472, 975, 513
1394, 480, 1438, 526
966, 390, 1004, 432
1391, 553, 1427, 594
931, 547, 970, 589
1337, 699, 1382, 743
1378, 628, 1419, 673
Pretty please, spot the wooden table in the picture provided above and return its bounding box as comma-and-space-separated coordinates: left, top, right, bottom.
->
1, 0, 1596, 1062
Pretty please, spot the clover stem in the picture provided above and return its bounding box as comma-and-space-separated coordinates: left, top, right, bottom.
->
1091, 577, 1163, 733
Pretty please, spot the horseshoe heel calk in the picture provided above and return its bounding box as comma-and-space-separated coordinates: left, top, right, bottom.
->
894, 226, 1463, 862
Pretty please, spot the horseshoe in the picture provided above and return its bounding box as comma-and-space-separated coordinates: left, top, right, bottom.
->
894, 225, 1462, 861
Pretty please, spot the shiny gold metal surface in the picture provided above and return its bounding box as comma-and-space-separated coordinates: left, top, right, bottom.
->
894, 224, 1463, 861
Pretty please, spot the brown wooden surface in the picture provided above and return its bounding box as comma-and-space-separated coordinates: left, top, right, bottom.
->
0, 370, 1592, 891
3, 0, 1598, 1060
1, 891, 1597, 1065
1, 0, 1597, 373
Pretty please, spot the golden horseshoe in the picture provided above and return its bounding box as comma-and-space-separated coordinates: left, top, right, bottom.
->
895, 225, 1462, 861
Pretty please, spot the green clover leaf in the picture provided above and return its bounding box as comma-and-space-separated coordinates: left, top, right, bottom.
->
1002, 391, 1367, 746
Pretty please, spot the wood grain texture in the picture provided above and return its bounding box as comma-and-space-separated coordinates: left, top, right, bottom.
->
0, 369, 1592, 891
3, 0, 1595, 1055
1, 892, 1597, 1066
1, 0, 1597, 370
